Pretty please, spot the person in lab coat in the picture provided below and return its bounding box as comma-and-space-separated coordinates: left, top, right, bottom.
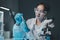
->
26, 3, 54, 40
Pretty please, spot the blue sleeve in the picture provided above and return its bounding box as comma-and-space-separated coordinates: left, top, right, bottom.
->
20, 21, 30, 32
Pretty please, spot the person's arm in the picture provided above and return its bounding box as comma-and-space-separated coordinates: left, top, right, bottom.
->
35, 19, 53, 35
20, 20, 30, 32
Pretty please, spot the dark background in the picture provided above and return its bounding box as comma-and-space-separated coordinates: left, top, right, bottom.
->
0, 0, 60, 40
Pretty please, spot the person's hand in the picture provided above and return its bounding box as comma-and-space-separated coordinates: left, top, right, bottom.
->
42, 19, 52, 26
40, 19, 53, 29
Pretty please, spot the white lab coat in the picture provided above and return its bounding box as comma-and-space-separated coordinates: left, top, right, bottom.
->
26, 18, 54, 40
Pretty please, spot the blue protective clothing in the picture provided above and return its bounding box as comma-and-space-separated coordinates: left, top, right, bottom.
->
13, 13, 30, 40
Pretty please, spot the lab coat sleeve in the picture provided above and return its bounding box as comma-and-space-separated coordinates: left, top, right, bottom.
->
35, 19, 54, 34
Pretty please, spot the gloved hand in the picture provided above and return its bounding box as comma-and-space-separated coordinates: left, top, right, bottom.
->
14, 13, 23, 25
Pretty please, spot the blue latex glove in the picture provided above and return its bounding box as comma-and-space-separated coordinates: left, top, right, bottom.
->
14, 13, 23, 24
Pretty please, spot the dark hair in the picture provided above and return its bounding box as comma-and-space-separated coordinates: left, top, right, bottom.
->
35, 2, 49, 11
